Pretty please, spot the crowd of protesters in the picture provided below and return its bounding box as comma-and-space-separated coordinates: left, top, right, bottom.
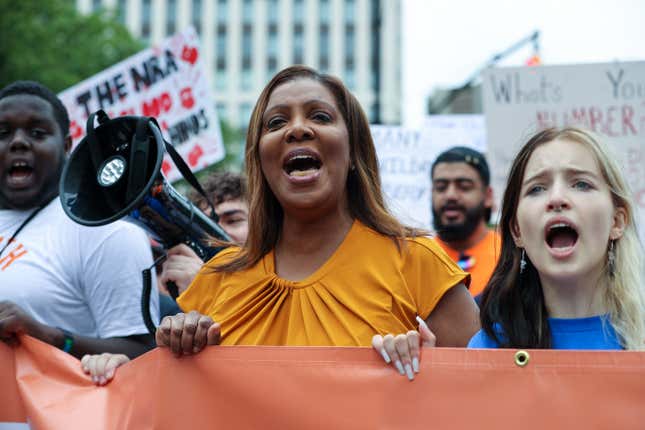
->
1, 65, 643, 388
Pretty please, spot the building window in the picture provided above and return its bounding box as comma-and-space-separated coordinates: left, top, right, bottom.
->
345, 66, 355, 91
293, 25, 304, 64
369, 103, 379, 124
241, 0, 253, 90
293, 0, 304, 23
215, 70, 228, 91
216, 0, 228, 25
141, 0, 152, 41
293, 0, 304, 64
192, 0, 202, 34
319, 25, 329, 72
216, 26, 227, 69
216, 103, 228, 122
319, 0, 330, 72
267, 57, 278, 81
320, 0, 330, 24
345, 25, 355, 62
241, 68, 253, 91
242, 0, 253, 24
242, 27, 253, 60
370, 0, 381, 93
117, 0, 126, 24
268, 0, 279, 25
166, 0, 177, 36
267, 22, 278, 80
267, 0, 279, 79
239, 103, 252, 131
344, 0, 355, 24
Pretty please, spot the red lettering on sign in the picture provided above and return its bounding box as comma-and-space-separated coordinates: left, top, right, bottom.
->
142, 93, 172, 117
181, 46, 198, 65
70, 120, 84, 140
188, 144, 204, 167
180, 87, 195, 109
161, 160, 172, 175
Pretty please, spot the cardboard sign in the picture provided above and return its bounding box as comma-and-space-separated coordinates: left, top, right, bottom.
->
59, 27, 224, 182
372, 116, 486, 229
483, 61, 645, 231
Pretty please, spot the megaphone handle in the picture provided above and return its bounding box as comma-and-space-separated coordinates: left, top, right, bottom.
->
167, 281, 179, 300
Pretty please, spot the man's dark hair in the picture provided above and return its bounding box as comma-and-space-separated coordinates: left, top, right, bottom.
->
189, 171, 246, 207
431, 146, 490, 186
0, 81, 70, 137
431, 146, 492, 223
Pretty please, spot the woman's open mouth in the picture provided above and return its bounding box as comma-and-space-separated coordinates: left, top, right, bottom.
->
545, 220, 578, 258
283, 150, 322, 182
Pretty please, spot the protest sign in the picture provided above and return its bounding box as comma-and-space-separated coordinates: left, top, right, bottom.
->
483, 61, 645, 233
372, 116, 486, 229
59, 27, 224, 182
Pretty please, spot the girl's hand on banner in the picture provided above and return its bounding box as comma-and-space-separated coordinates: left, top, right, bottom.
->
81, 353, 130, 386
371, 316, 436, 381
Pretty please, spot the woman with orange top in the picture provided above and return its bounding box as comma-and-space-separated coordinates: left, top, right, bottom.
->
82, 66, 479, 385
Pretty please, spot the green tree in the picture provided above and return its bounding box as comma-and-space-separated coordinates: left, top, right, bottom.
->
0, 0, 142, 91
0, 0, 244, 179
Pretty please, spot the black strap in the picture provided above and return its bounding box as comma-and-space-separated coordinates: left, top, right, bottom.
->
148, 118, 217, 218
125, 117, 151, 203
0, 200, 52, 258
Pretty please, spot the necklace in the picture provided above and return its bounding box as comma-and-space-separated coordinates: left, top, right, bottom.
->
0, 199, 52, 258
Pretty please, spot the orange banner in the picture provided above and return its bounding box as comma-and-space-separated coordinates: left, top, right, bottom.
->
2, 336, 645, 429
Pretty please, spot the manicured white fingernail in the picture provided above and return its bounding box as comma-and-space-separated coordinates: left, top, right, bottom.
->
416, 315, 428, 328
405, 363, 414, 381
412, 357, 419, 373
380, 349, 391, 363
395, 360, 404, 375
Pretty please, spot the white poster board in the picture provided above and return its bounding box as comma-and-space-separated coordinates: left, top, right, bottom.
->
372, 115, 486, 229
483, 61, 645, 237
59, 27, 223, 182
371, 126, 430, 228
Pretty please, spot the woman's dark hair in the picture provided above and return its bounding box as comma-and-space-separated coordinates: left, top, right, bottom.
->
214, 65, 423, 272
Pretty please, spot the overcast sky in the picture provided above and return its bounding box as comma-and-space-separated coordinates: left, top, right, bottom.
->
402, 0, 645, 127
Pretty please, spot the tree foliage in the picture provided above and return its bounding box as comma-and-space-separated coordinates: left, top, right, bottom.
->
0, 0, 244, 175
0, 0, 142, 92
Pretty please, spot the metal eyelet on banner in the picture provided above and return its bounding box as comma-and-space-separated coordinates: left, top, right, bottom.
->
514, 350, 530, 367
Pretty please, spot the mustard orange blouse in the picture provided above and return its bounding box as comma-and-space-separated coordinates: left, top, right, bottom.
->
177, 221, 468, 346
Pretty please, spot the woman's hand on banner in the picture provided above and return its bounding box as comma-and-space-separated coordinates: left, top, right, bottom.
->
155, 311, 221, 356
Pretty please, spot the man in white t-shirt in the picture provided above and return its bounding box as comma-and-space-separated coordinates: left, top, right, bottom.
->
0, 80, 158, 359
